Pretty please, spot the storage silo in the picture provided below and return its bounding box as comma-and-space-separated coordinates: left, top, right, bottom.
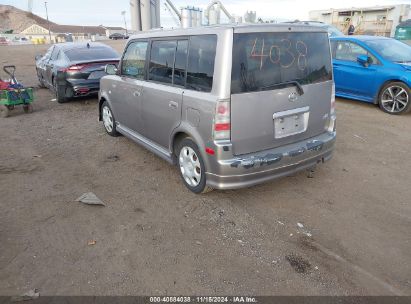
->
244, 11, 256, 23
192, 8, 199, 27
197, 9, 203, 26
140, 0, 152, 31
208, 6, 220, 25
181, 7, 192, 28
130, 0, 142, 31
155, 0, 161, 28
234, 16, 242, 23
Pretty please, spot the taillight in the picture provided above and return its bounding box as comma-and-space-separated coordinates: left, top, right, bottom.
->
331, 83, 336, 115
214, 99, 230, 140
60, 65, 85, 72
326, 83, 336, 132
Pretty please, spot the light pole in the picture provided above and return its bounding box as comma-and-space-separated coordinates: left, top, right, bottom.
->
121, 11, 128, 36
44, 1, 52, 43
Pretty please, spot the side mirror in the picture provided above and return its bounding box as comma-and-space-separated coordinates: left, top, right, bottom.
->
357, 54, 372, 67
105, 64, 118, 75
35, 54, 43, 61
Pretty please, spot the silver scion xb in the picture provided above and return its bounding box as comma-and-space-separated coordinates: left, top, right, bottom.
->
99, 24, 336, 193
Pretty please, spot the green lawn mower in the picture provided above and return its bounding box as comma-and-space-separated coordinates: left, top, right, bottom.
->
0, 65, 34, 118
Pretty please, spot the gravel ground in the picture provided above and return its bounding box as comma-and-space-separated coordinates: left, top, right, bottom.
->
0, 41, 410, 296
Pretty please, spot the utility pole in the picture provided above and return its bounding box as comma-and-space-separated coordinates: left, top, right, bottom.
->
121, 11, 128, 36
44, 1, 52, 43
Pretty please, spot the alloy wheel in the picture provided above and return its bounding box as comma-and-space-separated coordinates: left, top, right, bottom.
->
380, 85, 409, 113
102, 106, 114, 133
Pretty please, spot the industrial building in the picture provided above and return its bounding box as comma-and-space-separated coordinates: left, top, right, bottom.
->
20, 24, 126, 43
309, 4, 411, 37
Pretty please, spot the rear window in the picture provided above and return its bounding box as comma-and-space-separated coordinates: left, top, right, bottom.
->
65, 47, 119, 61
231, 32, 332, 94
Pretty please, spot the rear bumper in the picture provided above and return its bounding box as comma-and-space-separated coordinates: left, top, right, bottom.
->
55, 71, 101, 98
65, 79, 100, 97
205, 131, 336, 190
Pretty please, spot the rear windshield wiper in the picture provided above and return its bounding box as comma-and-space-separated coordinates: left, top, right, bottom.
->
260, 80, 304, 95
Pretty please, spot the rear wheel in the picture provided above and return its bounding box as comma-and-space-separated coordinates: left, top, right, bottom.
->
378, 82, 411, 115
101, 101, 119, 136
177, 138, 213, 194
54, 80, 67, 104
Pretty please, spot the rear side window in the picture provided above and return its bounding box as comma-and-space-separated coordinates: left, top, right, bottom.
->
231, 32, 332, 94
121, 41, 148, 79
65, 47, 119, 61
51, 47, 59, 60
149, 40, 177, 84
174, 40, 188, 86
57, 51, 63, 60
43, 46, 54, 61
186, 35, 217, 92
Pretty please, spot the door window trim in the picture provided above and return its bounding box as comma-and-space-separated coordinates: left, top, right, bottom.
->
121, 34, 217, 91
146, 36, 189, 88
120, 39, 149, 80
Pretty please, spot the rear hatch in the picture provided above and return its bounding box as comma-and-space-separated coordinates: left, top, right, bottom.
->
230, 28, 333, 155
64, 45, 120, 81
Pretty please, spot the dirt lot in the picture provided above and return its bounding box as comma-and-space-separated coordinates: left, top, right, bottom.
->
0, 41, 410, 296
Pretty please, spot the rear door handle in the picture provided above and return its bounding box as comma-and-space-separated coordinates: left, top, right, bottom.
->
169, 101, 178, 109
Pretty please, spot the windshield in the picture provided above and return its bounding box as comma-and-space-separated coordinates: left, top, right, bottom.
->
231, 32, 332, 94
364, 39, 411, 63
65, 47, 119, 62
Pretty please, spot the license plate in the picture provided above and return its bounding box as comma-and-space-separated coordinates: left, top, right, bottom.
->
273, 106, 310, 139
88, 70, 106, 80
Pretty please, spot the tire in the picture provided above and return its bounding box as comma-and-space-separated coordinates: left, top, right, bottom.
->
23, 103, 33, 113
36, 69, 46, 88
38, 78, 46, 88
176, 138, 213, 194
378, 82, 411, 115
54, 80, 67, 104
0, 105, 10, 118
101, 101, 119, 136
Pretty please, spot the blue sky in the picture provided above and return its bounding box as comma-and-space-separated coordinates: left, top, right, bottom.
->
1, 0, 409, 28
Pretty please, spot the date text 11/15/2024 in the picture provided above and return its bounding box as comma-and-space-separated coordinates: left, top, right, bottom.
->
149, 296, 257, 303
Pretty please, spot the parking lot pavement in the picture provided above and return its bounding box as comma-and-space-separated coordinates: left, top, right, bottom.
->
0, 42, 410, 296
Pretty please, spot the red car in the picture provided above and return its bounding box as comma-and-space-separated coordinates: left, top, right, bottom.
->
0, 37, 9, 45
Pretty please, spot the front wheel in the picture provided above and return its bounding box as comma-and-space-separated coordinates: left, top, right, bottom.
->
101, 101, 119, 136
378, 82, 411, 115
177, 138, 213, 194
36, 69, 46, 88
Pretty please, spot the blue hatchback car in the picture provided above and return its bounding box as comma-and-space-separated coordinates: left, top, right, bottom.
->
330, 36, 411, 114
